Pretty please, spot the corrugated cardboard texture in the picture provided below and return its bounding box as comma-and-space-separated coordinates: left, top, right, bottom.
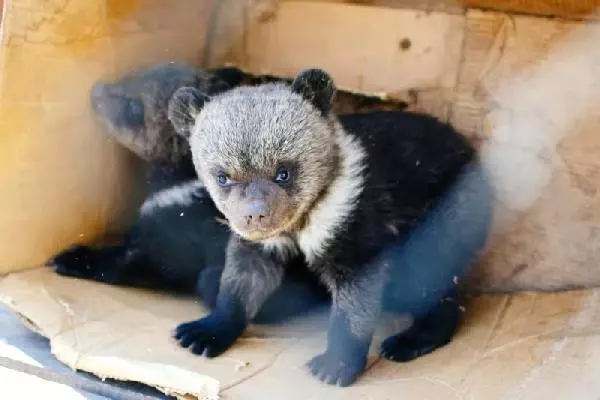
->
3, 268, 600, 399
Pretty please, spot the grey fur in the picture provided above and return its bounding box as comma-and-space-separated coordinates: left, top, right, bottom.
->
91, 63, 406, 168
174, 82, 343, 239
168, 87, 210, 140
168, 68, 468, 386
220, 236, 285, 318
168, 69, 366, 309
332, 265, 387, 338
167, 69, 358, 338
90, 63, 229, 165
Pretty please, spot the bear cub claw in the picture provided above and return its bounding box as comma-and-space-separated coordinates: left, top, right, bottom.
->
50, 245, 97, 279
174, 314, 243, 358
380, 298, 461, 362
306, 351, 367, 387
380, 329, 445, 362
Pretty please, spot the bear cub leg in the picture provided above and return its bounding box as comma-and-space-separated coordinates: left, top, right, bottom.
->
174, 236, 285, 357
380, 288, 463, 362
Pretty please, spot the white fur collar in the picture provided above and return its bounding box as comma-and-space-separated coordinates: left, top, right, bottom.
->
140, 180, 206, 216
295, 124, 366, 264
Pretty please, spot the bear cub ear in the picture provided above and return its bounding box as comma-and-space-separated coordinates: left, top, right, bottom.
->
168, 87, 210, 140
291, 68, 336, 116
209, 66, 247, 88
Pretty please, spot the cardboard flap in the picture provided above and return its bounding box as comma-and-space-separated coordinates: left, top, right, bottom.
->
3, 268, 600, 399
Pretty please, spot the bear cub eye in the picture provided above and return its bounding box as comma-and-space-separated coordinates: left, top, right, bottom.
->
216, 172, 230, 186
274, 167, 292, 186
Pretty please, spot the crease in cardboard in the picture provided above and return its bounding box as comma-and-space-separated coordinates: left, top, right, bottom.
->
6, 268, 600, 399
473, 15, 513, 95
419, 376, 465, 400
218, 339, 292, 392
0, 274, 222, 400
506, 290, 598, 398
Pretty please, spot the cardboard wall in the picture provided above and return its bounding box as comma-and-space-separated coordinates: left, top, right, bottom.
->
214, 1, 600, 293
1, 0, 600, 286
453, 11, 600, 292
0, 0, 216, 273
463, 0, 600, 18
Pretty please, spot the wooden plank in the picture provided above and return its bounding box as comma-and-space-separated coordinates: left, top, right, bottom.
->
463, 0, 600, 19
285, 0, 600, 19
218, 0, 466, 120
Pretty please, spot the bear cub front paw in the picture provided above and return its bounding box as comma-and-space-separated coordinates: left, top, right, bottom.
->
307, 350, 367, 387
174, 313, 244, 358
50, 246, 98, 279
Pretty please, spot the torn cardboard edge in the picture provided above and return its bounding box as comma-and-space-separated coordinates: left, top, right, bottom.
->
0, 353, 162, 400
0, 267, 335, 400
0, 271, 221, 400
3, 268, 600, 400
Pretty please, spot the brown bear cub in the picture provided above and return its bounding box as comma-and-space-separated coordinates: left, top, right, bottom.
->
168, 68, 492, 386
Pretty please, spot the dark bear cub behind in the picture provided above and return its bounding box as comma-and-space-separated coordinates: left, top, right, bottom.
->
51, 63, 331, 324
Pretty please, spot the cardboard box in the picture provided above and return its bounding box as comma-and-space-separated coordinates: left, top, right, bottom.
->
4, 268, 600, 399
2, 0, 600, 398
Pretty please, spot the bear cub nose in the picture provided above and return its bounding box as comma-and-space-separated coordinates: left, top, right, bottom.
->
244, 202, 272, 230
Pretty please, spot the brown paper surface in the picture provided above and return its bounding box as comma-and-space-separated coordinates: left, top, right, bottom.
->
3, 268, 600, 399
3, 0, 598, 292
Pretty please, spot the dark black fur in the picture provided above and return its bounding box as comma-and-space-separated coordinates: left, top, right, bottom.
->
51, 64, 331, 325
53, 66, 491, 386
302, 111, 484, 385
171, 71, 493, 387
50, 183, 330, 324
88, 64, 247, 193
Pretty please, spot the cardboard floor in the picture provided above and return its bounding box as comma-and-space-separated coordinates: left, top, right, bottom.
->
1, 267, 600, 400
0, 303, 172, 399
